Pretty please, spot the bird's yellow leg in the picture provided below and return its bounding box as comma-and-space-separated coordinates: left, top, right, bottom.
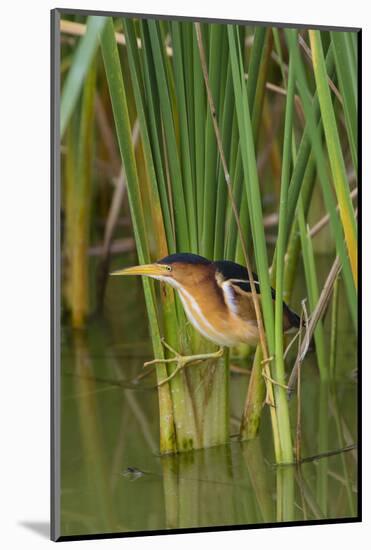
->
260, 355, 289, 407
143, 339, 224, 387
261, 370, 289, 390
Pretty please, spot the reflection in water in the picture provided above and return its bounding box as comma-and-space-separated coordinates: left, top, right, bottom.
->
60, 257, 357, 537
60, 324, 357, 537
70, 332, 117, 533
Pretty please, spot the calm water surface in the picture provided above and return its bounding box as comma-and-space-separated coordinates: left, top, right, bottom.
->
60, 255, 358, 537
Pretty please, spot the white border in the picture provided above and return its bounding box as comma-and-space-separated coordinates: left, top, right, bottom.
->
1, 1, 368, 547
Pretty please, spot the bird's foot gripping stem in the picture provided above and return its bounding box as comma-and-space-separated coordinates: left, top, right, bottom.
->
144, 339, 224, 387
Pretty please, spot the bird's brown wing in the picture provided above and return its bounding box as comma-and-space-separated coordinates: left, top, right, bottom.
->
227, 280, 260, 324
228, 279, 300, 330
214, 260, 301, 330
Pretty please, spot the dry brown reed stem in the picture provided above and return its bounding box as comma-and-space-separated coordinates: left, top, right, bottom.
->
96, 121, 140, 311
89, 238, 134, 257
194, 23, 275, 403
297, 444, 357, 464
102, 121, 140, 258
244, 76, 295, 98
264, 184, 357, 240
60, 19, 173, 55
95, 94, 121, 176
61, 19, 125, 44
287, 255, 342, 397
230, 365, 251, 375
245, 72, 306, 126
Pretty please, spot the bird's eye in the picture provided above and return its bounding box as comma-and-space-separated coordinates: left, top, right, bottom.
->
165, 265, 172, 272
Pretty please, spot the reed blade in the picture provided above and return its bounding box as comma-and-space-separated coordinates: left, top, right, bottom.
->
61, 16, 107, 137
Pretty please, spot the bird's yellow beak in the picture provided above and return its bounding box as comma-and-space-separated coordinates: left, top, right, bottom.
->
110, 263, 166, 277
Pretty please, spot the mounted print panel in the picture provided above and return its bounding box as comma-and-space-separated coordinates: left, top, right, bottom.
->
51, 8, 360, 542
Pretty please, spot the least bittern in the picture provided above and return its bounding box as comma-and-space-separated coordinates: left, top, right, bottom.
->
111, 253, 301, 384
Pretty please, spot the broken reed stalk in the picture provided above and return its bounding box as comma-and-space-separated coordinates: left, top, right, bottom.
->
287, 255, 342, 397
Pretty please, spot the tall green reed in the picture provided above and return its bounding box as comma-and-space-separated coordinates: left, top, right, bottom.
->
100, 19, 177, 453
101, 18, 232, 453
61, 15, 358, 461
241, 28, 357, 458
63, 61, 96, 327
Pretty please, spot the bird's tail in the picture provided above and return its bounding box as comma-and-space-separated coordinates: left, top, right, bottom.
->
284, 303, 303, 329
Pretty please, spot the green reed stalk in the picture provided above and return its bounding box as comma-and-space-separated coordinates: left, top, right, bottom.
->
102, 18, 231, 452
62, 16, 357, 464
240, 30, 356, 449
60, 16, 107, 138
273, 54, 296, 463
214, 61, 234, 260
228, 26, 275, 348
225, 27, 272, 264
287, 31, 357, 330
192, 27, 206, 239
149, 20, 229, 450
239, 30, 353, 450
69, 61, 96, 328
283, 156, 316, 304
309, 31, 357, 288
228, 25, 284, 462
122, 19, 200, 452
202, 24, 226, 259
100, 19, 177, 454
248, 28, 273, 143
170, 21, 198, 251
297, 199, 327, 379
146, 21, 190, 252
240, 39, 296, 453
136, 21, 176, 250
233, 27, 271, 264
330, 32, 357, 170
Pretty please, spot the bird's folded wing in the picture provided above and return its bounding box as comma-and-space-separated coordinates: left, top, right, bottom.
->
228, 279, 300, 330
229, 278, 276, 300
219, 279, 259, 323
